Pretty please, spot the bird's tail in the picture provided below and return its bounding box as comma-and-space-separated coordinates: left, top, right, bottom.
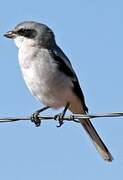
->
80, 118, 113, 161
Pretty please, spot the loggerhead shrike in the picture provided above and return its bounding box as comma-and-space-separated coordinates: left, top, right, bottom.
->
4, 21, 113, 161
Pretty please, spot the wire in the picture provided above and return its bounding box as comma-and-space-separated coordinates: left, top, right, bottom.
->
0, 112, 122, 125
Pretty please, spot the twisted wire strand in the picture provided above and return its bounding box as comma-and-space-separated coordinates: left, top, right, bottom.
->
0, 112, 122, 124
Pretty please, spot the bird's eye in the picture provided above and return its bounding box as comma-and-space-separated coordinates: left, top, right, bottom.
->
17, 28, 37, 38
17, 28, 26, 35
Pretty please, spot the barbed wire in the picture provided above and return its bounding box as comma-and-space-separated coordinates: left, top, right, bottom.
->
0, 112, 123, 125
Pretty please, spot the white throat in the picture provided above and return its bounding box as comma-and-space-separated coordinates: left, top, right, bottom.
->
14, 36, 35, 49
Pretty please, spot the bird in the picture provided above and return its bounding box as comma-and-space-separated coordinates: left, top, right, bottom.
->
4, 21, 113, 161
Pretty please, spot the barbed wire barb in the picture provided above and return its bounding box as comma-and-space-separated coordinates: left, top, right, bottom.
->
0, 112, 123, 124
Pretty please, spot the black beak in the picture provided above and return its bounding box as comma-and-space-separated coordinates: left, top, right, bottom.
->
4, 31, 17, 39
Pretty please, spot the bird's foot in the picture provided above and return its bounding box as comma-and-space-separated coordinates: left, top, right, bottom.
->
54, 103, 69, 128
54, 113, 64, 128
31, 111, 41, 127
31, 106, 50, 127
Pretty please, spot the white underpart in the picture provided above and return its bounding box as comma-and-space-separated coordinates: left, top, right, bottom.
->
14, 36, 82, 110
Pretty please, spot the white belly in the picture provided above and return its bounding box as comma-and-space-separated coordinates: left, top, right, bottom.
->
18, 48, 73, 108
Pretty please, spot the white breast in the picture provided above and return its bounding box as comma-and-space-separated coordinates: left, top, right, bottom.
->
17, 44, 73, 108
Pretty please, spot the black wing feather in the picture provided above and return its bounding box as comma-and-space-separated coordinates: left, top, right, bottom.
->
50, 47, 88, 113
72, 80, 88, 113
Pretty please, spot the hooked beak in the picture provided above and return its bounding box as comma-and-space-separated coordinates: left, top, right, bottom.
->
4, 31, 17, 39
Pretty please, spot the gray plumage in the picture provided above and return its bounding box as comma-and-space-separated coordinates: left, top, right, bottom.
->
4, 21, 113, 161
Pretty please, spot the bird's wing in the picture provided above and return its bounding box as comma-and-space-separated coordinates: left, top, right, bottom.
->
50, 45, 88, 112
50, 46, 113, 161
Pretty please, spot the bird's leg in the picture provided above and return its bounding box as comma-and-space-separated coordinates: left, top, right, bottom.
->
55, 103, 69, 128
31, 106, 50, 127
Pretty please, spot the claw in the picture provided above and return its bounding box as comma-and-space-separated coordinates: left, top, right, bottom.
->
31, 106, 50, 127
31, 112, 41, 127
54, 113, 64, 128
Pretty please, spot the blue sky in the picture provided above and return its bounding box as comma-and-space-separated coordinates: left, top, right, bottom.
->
0, 0, 123, 179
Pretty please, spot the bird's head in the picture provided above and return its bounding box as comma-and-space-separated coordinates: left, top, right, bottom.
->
4, 21, 55, 49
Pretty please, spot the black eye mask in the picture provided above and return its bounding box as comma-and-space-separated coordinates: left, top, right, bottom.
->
17, 28, 37, 38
